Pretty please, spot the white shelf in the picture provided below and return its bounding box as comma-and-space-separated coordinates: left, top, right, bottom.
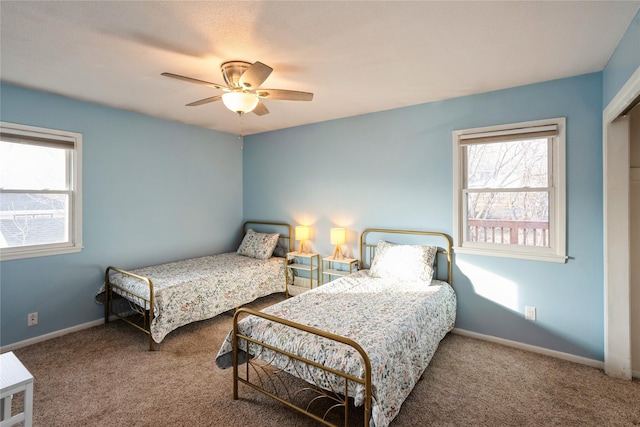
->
288, 263, 318, 271
322, 256, 358, 285
324, 268, 349, 277
287, 284, 310, 297
287, 251, 317, 258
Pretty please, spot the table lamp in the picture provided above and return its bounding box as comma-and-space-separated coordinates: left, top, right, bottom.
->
295, 225, 310, 253
330, 228, 346, 259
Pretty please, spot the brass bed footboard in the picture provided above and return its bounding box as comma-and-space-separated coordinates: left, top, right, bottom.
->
104, 266, 156, 351
232, 308, 372, 427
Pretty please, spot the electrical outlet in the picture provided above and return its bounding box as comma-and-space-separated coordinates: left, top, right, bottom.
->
525, 306, 536, 321
28, 312, 38, 326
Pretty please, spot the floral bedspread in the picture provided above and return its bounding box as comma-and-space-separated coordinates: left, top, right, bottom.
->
215, 270, 456, 427
105, 252, 286, 343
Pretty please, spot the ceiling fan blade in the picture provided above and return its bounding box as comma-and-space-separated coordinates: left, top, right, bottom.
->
239, 61, 273, 89
256, 89, 313, 101
161, 72, 226, 90
186, 95, 223, 107
252, 99, 270, 116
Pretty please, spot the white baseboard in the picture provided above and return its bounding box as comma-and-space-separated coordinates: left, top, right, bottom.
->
452, 328, 605, 370
1, 316, 118, 353
3, 317, 638, 379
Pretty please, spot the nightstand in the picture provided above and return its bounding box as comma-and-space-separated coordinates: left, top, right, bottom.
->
322, 256, 358, 285
286, 252, 320, 297
1, 351, 33, 427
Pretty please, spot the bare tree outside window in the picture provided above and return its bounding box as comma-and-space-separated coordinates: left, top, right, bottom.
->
465, 139, 550, 247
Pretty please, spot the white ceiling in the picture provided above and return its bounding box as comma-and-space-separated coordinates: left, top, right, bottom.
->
1, 1, 639, 136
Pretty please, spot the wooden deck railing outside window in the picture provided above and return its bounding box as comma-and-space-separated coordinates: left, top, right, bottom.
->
467, 219, 549, 247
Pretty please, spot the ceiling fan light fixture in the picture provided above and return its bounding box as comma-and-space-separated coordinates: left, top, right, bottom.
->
222, 91, 259, 115
162, 60, 313, 117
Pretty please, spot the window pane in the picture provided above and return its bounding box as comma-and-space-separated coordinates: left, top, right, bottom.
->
0, 193, 68, 248
466, 139, 548, 189
466, 191, 549, 247
0, 141, 67, 190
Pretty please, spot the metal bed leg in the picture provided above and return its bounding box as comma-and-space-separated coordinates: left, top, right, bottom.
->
104, 279, 110, 324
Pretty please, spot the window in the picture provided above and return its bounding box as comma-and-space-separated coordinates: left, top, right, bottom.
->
0, 122, 82, 260
453, 118, 566, 263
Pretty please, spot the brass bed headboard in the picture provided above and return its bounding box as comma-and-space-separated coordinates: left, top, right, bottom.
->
359, 228, 453, 284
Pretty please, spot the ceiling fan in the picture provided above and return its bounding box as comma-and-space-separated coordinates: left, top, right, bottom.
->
161, 60, 313, 116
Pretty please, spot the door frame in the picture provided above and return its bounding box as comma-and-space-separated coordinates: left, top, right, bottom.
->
603, 65, 640, 379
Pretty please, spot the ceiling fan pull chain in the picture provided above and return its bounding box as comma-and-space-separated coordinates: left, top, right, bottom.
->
239, 114, 244, 149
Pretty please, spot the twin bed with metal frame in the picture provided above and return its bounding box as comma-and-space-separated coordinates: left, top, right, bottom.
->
102, 221, 292, 350
215, 228, 456, 427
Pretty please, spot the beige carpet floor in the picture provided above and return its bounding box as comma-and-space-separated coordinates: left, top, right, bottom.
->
8, 293, 640, 426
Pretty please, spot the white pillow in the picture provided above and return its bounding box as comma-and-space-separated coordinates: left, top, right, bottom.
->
369, 240, 437, 283
237, 229, 280, 260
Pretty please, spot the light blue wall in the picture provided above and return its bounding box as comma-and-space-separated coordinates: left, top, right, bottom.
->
603, 9, 640, 107
243, 73, 605, 360
0, 84, 243, 347
4, 9, 638, 356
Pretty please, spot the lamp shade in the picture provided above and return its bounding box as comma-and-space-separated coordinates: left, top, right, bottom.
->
330, 228, 346, 245
295, 226, 310, 241
221, 92, 259, 114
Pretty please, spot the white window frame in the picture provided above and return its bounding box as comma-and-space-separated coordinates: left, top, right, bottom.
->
452, 117, 567, 263
0, 122, 83, 261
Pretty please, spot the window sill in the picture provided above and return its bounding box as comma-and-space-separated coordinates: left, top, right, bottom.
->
453, 246, 567, 263
1, 245, 83, 261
